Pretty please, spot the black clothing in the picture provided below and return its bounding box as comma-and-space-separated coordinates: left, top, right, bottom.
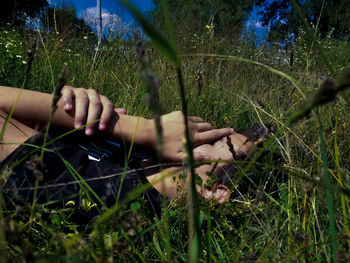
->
0, 132, 163, 225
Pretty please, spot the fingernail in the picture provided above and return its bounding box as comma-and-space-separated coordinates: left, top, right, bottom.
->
230, 128, 235, 133
99, 123, 106, 130
85, 128, 93, 136
75, 122, 83, 129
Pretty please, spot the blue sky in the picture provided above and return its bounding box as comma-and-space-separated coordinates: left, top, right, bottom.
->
47, 0, 151, 30
48, 0, 268, 42
72, 0, 152, 21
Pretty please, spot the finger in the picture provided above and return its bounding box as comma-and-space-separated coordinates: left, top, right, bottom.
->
85, 89, 102, 135
194, 128, 234, 146
61, 86, 75, 112
98, 96, 115, 131
187, 116, 203, 123
195, 122, 213, 132
114, 108, 127, 115
73, 88, 89, 129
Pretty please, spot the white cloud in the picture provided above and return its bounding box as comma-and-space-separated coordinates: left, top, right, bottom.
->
246, 18, 264, 29
254, 21, 263, 29
79, 7, 130, 36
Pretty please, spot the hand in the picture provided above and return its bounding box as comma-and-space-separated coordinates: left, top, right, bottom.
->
200, 183, 231, 204
158, 111, 234, 162
61, 86, 125, 135
146, 167, 231, 204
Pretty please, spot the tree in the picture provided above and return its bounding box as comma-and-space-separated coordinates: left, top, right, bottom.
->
41, 5, 97, 46
150, 0, 254, 37
255, 0, 350, 40
0, 0, 48, 27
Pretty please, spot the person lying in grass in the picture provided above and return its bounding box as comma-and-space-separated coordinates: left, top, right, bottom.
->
0, 86, 256, 224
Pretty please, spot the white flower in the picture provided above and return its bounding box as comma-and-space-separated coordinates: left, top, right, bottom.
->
22, 61, 27, 64
16, 55, 22, 58
83, 36, 88, 40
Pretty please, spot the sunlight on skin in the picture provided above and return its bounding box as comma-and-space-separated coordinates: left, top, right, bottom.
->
147, 132, 254, 204
195, 133, 254, 203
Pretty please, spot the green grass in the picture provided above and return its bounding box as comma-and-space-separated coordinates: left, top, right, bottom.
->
1, 5, 350, 262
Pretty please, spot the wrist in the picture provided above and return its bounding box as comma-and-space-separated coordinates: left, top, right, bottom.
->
111, 114, 157, 149
137, 117, 157, 150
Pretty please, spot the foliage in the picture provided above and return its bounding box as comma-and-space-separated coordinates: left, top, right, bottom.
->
1, 3, 350, 261
255, 0, 350, 41
41, 5, 97, 49
0, 27, 28, 87
150, 0, 254, 39
0, 0, 48, 28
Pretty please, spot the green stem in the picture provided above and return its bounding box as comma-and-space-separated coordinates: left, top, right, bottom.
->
317, 110, 337, 263
177, 66, 200, 263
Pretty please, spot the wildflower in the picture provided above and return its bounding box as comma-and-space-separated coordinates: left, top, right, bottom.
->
205, 24, 214, 31
83, 36, 88, 40
23, 60, 27, 64
16, 55, 22, 58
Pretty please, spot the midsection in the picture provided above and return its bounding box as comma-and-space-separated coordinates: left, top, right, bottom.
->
0, 110, 38, 162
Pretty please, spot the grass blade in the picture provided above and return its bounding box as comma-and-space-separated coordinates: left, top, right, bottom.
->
318, 110, 338, 263
177, 67, 200, 263
119, 0, 179, 66
118, 2, 200, 261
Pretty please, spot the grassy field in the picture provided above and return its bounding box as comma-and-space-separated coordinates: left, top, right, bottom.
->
1, 10, 350, 262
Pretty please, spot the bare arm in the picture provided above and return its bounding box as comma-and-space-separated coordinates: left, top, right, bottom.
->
0, 86, 234, 162
0, 86, 152, 146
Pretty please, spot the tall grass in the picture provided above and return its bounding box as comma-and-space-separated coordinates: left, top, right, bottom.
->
0, 2, 350, 262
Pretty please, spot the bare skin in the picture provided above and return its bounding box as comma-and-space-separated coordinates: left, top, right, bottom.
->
0, 109, 38, 161
0, 86, 242, 204
0, 108, 251, 203
0, 86, 234, 163
147, 133, 254, 203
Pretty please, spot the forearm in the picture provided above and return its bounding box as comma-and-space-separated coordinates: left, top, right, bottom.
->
1, 86, 235, 163
0, 86, 74, 129
0, 86, 155, 147
107, 113, 156, 149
